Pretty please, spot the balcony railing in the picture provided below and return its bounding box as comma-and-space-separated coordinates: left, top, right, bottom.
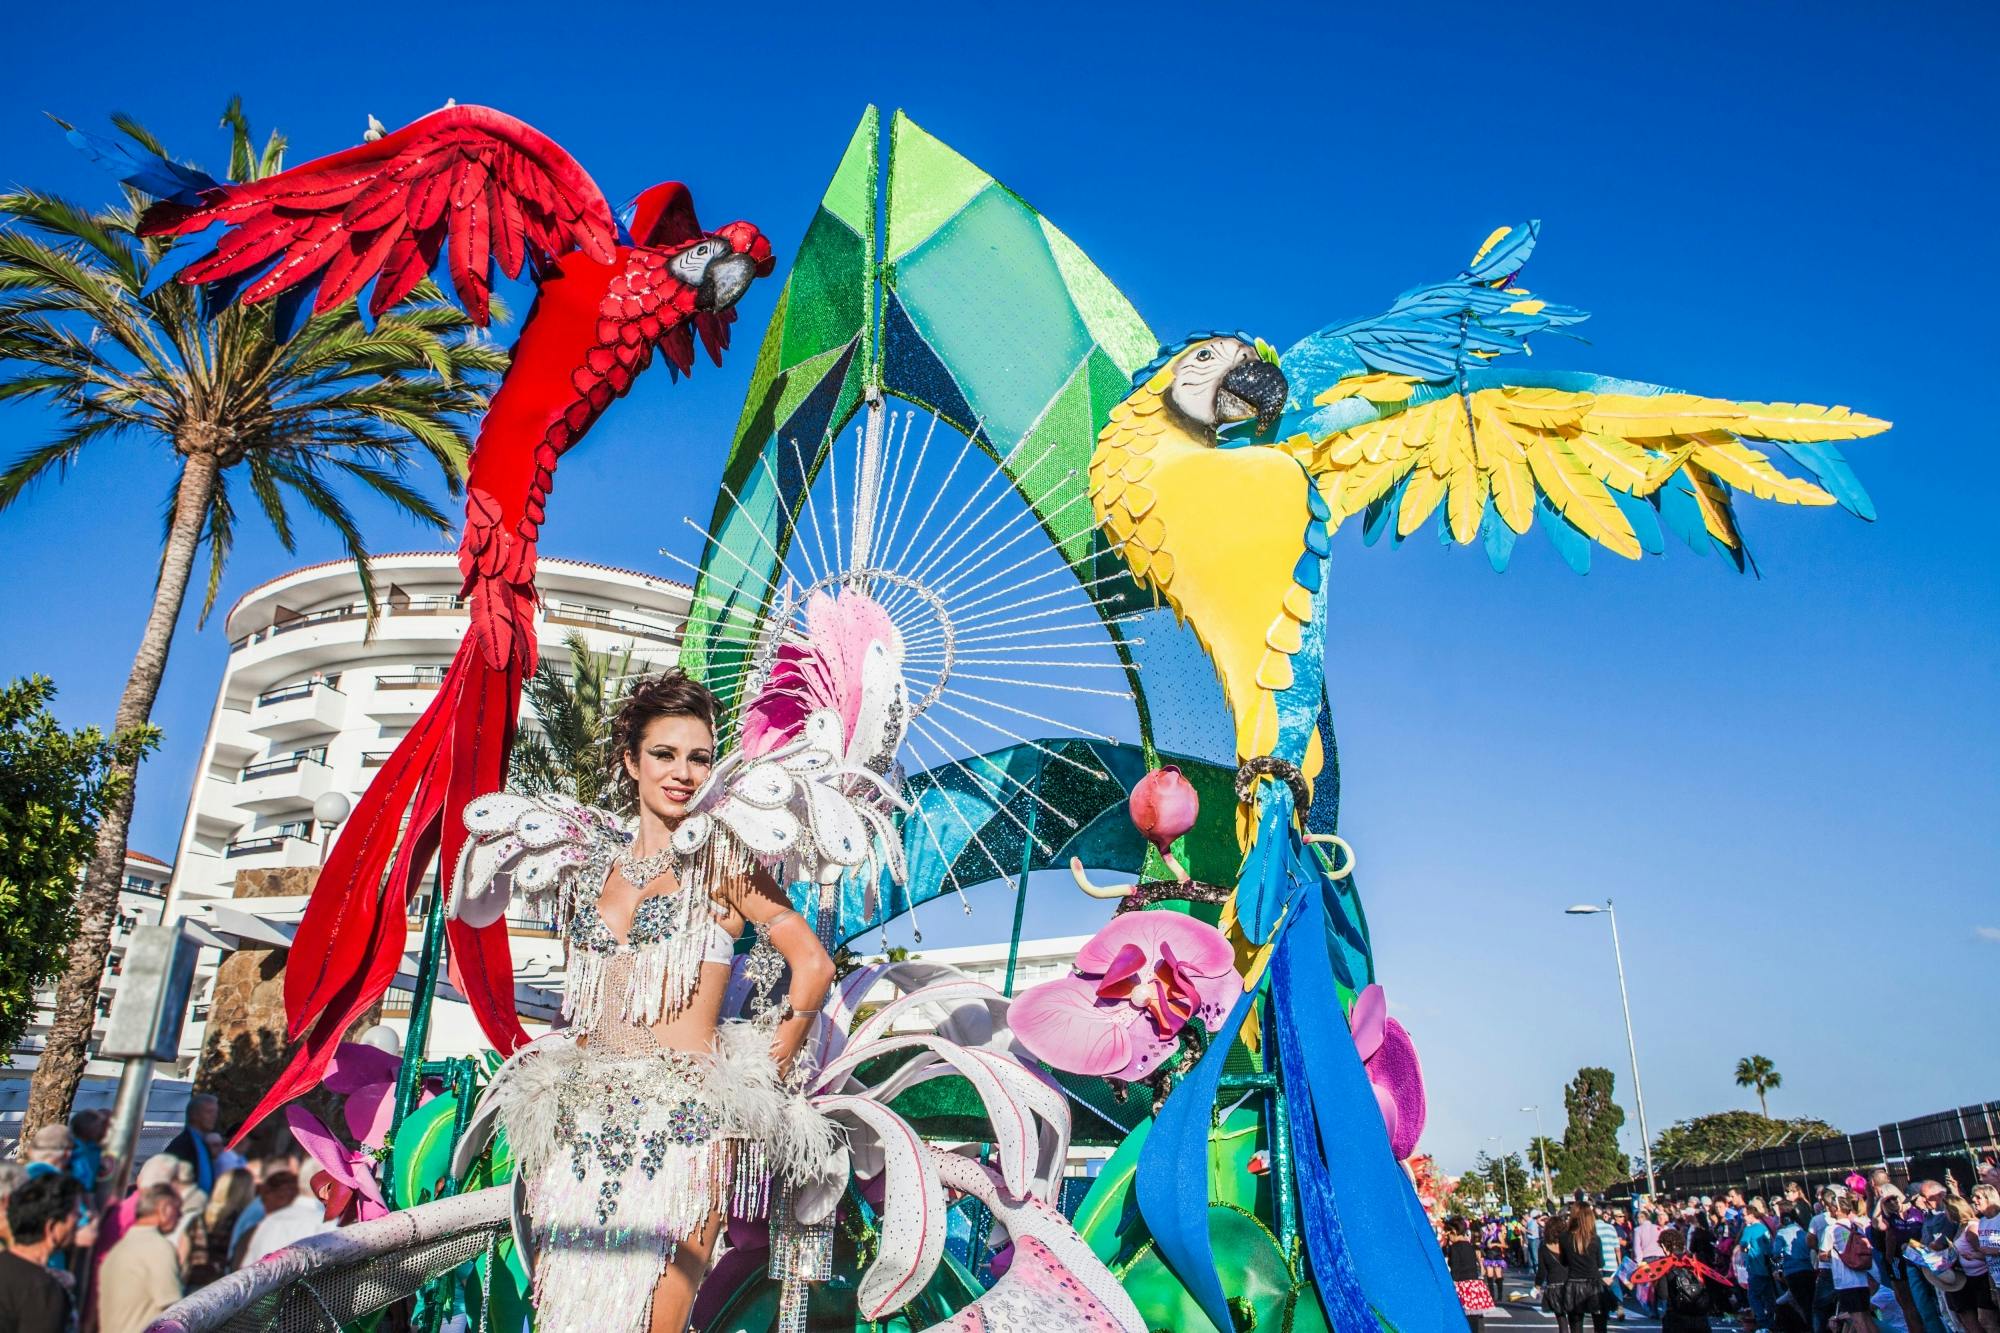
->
121, 877, 167, 899
239, 748, 329, 781
255, 675, 343, 707
544, 604, 679, 643
361, 750, 394, 768
377, 668, 450, 690
223, 827, 313, 858
507, 915, 559, 937
231, 595, 466, 649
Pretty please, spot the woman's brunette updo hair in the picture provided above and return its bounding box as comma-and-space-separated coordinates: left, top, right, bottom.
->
608, 670, 719, 811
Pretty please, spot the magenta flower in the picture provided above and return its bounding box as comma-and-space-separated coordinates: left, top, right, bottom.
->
1011, 912, 1242, 1082
284, 1041, 418, 1223
1349, 984, 1426, 1161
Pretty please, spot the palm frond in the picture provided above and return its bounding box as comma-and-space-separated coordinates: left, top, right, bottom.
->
220, 97, 255, 184
0, 420, 123, 510
0, 189, 143, 290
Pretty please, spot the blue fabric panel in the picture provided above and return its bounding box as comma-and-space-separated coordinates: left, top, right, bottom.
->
1134, 984, 1258, 1331
1275, 872, 1462, 1333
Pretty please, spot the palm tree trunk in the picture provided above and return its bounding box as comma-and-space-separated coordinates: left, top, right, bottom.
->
21, 451, 219, 1147
1758, 1089, 1768, 1118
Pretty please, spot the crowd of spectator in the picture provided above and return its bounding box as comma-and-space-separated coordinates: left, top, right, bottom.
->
0, 1097, 334, 1333
1443, 1161, 2000, 1333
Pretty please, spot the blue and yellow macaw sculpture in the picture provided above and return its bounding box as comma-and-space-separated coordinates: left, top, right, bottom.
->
1093, 222, 1888, 1332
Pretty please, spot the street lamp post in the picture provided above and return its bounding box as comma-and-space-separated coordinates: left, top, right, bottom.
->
1521, 1105, 1554, 1202
1566, 899, 1657, 1196
1486, 1136, 1513, 1215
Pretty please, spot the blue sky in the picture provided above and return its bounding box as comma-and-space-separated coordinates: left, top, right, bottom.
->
1, 1, 1995, 1175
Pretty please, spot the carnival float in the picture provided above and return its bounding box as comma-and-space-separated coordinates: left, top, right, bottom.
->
110, 103, 1888, 1333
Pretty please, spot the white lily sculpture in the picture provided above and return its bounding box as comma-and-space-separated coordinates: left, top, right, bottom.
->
790, 960, 1146, 1330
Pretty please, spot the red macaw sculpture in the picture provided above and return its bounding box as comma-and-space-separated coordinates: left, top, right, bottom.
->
140, 104, 774, 1135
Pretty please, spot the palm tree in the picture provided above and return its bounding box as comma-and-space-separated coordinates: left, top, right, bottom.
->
0, 102, 505, 1140
1735, 1054, 1783, 1116
509, 632, 657, 808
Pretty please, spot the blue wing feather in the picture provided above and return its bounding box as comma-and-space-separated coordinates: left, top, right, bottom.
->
64, 127, 219, 205
1460, 220, 1540, 283
1537, 494, 1594, 574
1610, 486, 1666, 555
1273, 223, 1589, 434
1481, 501, 1518, 572
1655, 479, 1712, 558
1773, 441, 1876, 520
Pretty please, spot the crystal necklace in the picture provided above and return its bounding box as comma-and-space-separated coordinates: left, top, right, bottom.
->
615, 840, 678, 888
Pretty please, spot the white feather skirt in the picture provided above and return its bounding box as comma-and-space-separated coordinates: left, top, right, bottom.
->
481, 1024, 841, 1333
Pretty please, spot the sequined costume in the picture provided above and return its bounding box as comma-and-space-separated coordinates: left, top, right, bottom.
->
460, 794, 837, 1333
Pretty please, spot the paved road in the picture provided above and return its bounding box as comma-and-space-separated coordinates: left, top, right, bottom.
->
1470, 1273, 1664, 1332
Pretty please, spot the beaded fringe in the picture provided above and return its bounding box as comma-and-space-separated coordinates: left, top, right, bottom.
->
770, 1179, 837, 1333
560, 828, 753, 1033
480, 1027, 843, 1333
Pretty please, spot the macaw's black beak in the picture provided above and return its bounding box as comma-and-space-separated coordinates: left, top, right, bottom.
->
1220, 357, 1289, 433
698, 252, 757, 312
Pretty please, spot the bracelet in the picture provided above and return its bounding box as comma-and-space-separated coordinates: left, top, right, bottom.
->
779, 1003, 822, 1022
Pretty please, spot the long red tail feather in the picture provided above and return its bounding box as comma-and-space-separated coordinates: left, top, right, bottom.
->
236, 634, 527, 1144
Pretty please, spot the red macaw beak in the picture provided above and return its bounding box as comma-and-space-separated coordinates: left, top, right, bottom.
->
695, 221, 771, 312
716, 220, 776, 277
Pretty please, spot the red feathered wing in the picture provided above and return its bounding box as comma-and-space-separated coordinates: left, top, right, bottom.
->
141, 103, 620, 324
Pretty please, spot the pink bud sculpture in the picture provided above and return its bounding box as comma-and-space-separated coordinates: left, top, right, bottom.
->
1129, 765, 1199, 855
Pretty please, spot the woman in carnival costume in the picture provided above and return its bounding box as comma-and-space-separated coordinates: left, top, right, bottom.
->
464, 670, 843, 1333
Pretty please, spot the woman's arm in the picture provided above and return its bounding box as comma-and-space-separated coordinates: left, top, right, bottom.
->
730, 869, 836, 1071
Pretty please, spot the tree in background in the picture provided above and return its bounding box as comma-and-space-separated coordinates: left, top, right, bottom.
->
1735, 1054, 1783, 1116
0, 103, 503, 1138
509, 633, 656, 808
1468, 1151, 1536, 1213
1557, 1066, 1630, 1195
1526, 1135, 1565, 1202
0, 677, 153, 1065
1654, 1110, 1837, 1166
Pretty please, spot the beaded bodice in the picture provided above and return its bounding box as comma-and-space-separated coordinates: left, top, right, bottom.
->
559, 840, 737, 1033
569, 892, 684, 954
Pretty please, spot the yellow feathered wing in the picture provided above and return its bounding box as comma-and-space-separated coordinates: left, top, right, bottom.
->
1282, 380, 1889, 555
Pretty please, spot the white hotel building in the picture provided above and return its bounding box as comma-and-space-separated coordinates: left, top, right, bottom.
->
160, 551, 691, 1068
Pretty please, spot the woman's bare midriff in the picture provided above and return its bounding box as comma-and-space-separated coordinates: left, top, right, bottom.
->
580, 865, 744, 1053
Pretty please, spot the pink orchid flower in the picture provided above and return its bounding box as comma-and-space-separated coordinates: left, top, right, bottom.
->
1011, 912, 1242, 1083
1349, 984, 1427, 1161
284, 1041, 423, 1223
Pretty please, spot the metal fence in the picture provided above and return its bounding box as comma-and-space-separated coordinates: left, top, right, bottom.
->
1620, 1100, 2000, 1199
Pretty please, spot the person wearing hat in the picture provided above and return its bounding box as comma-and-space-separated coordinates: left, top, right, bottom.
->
20, 1126, 71, 1182
20, 1127, 94, 1265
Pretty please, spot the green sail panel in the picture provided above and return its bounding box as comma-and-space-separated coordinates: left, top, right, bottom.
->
681, 109, 879, 687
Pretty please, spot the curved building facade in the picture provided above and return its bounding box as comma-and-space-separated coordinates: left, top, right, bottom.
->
163, 552, 690, 1067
